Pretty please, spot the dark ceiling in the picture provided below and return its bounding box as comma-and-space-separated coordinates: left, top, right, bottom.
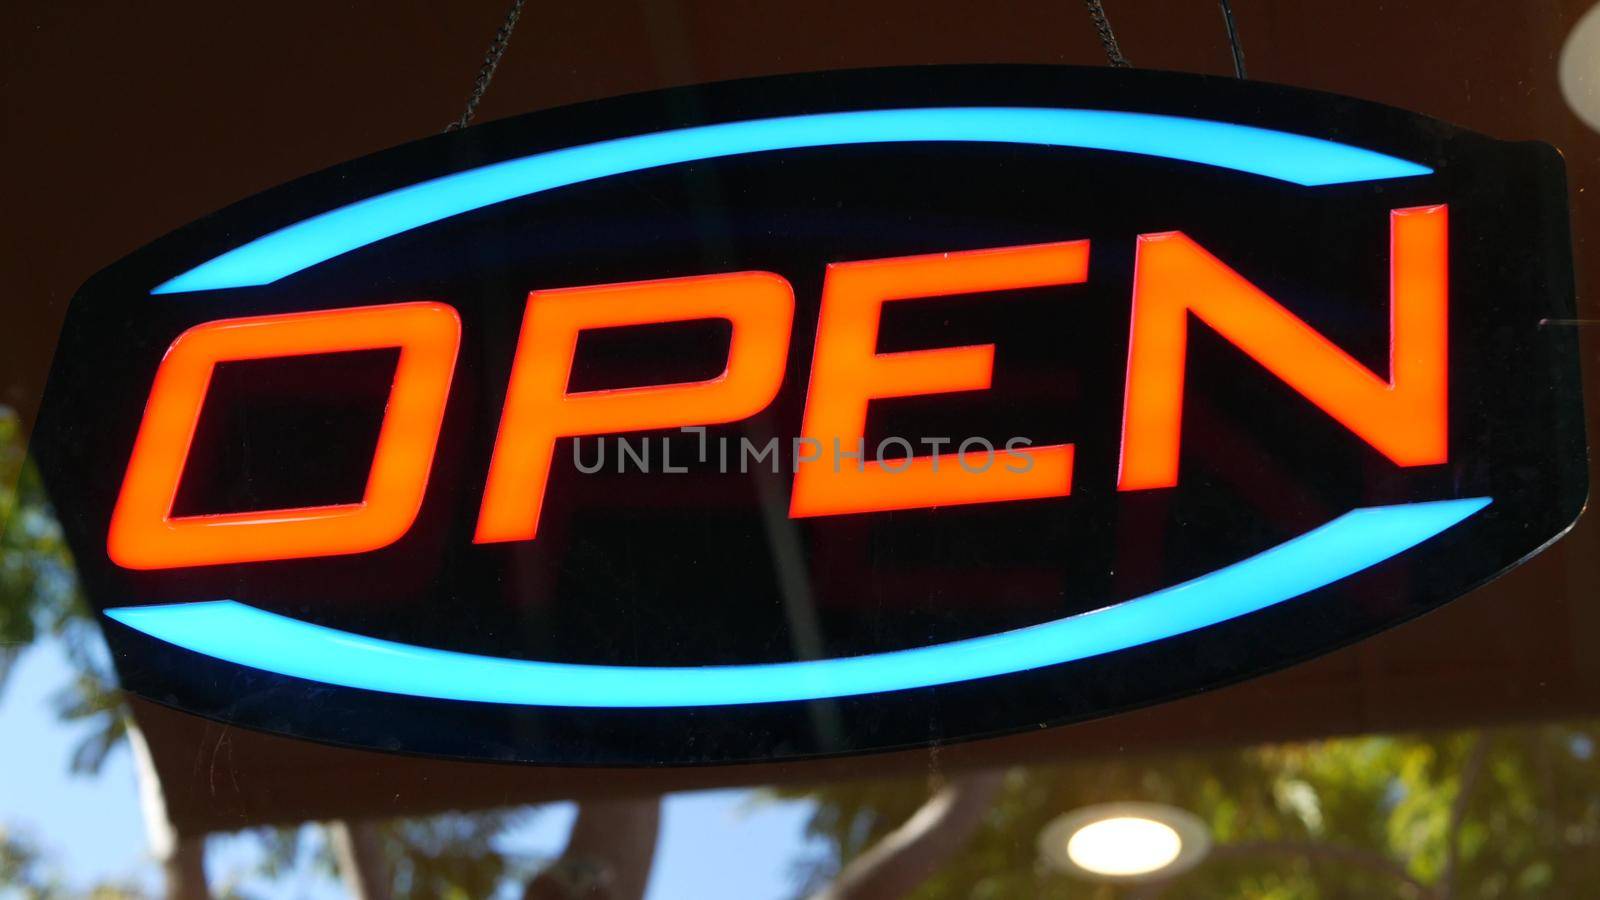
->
2, 0, 1595, 423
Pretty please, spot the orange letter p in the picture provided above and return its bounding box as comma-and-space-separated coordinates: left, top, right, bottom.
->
475, 272, 795, 543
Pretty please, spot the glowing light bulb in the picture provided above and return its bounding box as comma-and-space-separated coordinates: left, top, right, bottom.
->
1039, 802, 1211, 883
1065, 816, 1184, 877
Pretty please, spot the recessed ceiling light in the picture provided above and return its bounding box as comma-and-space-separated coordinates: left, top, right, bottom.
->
1560, 2, 1600, 132
1039, 802, 1211, 883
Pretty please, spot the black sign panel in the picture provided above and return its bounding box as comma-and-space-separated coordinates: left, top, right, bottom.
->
30, 66, 1586, 764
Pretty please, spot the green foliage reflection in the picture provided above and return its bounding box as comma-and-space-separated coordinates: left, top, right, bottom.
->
778, 723, 1600, 898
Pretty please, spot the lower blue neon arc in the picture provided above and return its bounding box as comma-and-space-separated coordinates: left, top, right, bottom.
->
151, 106, 1432, 295
105, 497, 1489, 708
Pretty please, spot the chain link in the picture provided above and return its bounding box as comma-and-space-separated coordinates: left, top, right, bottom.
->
1219, 0, 1249, 78
445, 0, 528, 132
1082, 0, 1131, 68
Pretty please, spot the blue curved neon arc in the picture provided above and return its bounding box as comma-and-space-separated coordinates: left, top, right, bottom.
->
106, 497, 1487, 707
151, 107, 1432, 295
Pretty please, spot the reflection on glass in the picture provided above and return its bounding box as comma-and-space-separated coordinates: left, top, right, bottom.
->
4, 402, 1600, 898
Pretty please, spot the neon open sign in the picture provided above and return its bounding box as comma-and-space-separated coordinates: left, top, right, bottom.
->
110, 207, 1447, 566
31, 66, 1586, 763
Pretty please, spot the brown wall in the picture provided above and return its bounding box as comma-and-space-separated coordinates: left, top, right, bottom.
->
5, 1, 1597, 834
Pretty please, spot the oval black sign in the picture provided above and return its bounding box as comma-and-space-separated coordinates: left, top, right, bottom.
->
30, 65, 1587, 764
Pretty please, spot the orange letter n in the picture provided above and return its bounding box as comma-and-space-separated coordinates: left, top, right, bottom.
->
1118, 205, 1448, 490
475, 271, 794, 544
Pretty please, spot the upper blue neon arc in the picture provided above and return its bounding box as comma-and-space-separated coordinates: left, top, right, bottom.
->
105, 497, 1487, 708
150, 107, 1432, 295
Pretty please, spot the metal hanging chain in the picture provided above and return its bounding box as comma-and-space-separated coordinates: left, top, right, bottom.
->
1083, 1, 1249, 78
1082, 0, 1131, 68
438, 1, 1238, 123
444, 0, 528, 132
1218, 0, 1249, 78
